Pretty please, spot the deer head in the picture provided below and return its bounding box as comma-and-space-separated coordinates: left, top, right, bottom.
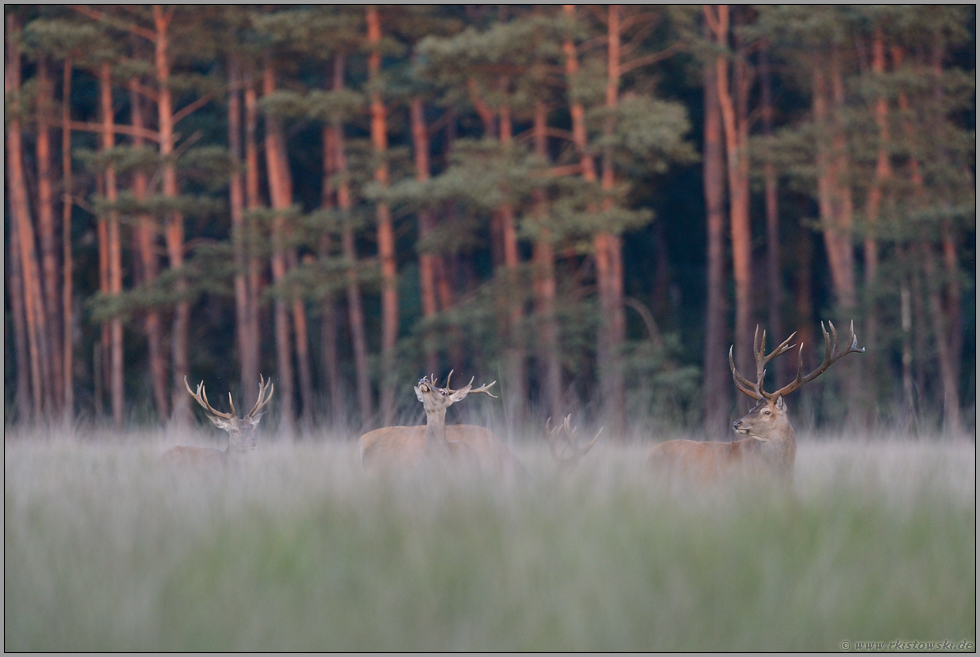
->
729, 321, 864, 438
414, 370, 498, 416
184, 375, 275, 452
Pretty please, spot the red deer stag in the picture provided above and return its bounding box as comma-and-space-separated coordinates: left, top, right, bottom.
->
163, 375, 274, 465
647, 321, 864, 484
358, 372, 525, 474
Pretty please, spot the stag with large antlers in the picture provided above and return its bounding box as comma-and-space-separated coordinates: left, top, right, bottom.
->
647, 321, 864, 484
162, 375, 275, 465
359, 371, 524, 473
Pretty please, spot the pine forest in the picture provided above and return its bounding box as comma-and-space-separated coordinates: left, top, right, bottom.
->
4, 5, 975, 438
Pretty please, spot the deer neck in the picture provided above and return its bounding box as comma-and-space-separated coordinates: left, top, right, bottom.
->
424, 409, 453, 455
756, 419, 797, 481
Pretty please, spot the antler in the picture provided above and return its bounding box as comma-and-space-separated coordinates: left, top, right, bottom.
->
729, 326, 798, 400
766, 320, 864, 400
184, 376, 234, 420
545, 415, 601, 468
730, 321, 864, 401
246, 374, 275, 419
441, 370, 498, 399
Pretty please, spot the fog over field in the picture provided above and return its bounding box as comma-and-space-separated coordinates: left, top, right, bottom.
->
4, 428, 976, 651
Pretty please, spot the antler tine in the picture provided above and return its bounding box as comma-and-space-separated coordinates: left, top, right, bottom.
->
469, 379, 498, 398
730, 346, 764, 400
767, 320, 864, 400
184, 376, 233, 419
246, 374, 275, 419
228, 392, 236, 417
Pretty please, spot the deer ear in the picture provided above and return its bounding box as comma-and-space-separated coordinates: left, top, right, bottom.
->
448, 386, 471, 403
775, 395, 786, 411
414, 386, 424, 402
248, 411, 266, 428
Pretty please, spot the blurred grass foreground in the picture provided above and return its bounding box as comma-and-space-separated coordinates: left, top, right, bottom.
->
4, 431, 976, 651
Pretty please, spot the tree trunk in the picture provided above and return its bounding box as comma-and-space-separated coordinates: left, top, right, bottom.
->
710, 5, 753, 394
760, 46, 783, 366
931, 37, 963, 435
243, 71, 263, 411
498, 101, 525, 426
228, 56, 256, 414
263, 61, 296, 436
100, 61, 125, 429
594, 4, 627, 435
7, 180, 32, 422
532, 99, 562, 422
321, 121, 344, 428
333, 54, 373, 429
6, 14, 48, 423
62, 58, 75, 422
367, 6, 399, 426
411, 96, 440, 377
153, 6, 190, 426
129, 78, 168, 421
701, 13, 730, 437
36, 57, 64, 412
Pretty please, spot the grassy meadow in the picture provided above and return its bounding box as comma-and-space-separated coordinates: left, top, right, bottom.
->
4, 427, 976, 651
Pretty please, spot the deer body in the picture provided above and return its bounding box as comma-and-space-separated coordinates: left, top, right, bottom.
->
162, 375, 274, 466
648, 321, 861, 485
359, 373, 523, 474
648, 397, 796, 484
359, 424, 519, 473
359, 372, 599, 474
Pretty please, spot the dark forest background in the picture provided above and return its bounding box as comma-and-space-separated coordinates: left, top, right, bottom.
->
4, 5, 975, 438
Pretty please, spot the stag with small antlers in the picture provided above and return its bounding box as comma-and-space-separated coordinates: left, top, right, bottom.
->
359, 371, 525, 473
647, 321, 864, 484
162, 375, 275, 465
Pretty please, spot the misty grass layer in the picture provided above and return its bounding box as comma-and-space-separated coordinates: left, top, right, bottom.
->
4, 439, 975, 651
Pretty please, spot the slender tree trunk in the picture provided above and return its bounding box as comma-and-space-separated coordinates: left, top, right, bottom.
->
711, 5, 753, 390
100, 61, 125, 429
760, 46, 783, 360
333, 54, 372, 429
532, 100, 562, 422
153, 6, 189, 425
321, 120, 344, 428
7, 185, 32, 422
228, 56, 257, 413
931, 37, 963, 435
367, 6, 399, 425
262, 61, 296, 436
244, 72, 263, 411
36, 58, 64, 412
498, 99, 525, 425
702, 13, 730, 437
411, 96, 440, 377
593, 4, 627, 434
129, 78, 168, 421
62, 58, 74, 422
7, 15, 48, 423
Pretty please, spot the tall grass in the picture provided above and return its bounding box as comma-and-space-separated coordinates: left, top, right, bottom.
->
4, 430, 975, 651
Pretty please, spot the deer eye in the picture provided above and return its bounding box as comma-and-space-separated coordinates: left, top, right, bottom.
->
762, 410, 771, 416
